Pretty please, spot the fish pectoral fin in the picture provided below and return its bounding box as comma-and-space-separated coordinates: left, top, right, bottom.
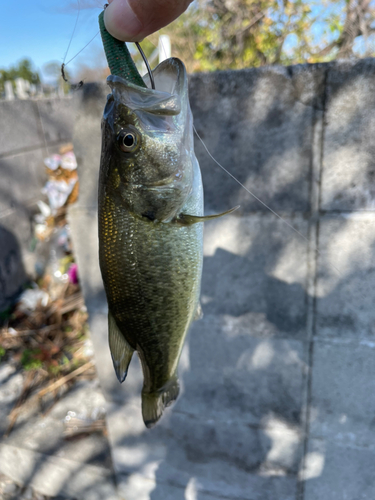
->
141, 373, 180, 429
194, 302, 203, 321
108, 311, 134, 383
177, 205, 240, 225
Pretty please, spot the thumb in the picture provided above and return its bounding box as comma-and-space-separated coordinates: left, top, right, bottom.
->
104, 0, 193, 42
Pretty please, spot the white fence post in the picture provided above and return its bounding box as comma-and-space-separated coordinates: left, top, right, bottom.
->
4, 81, 15, 101
158, 35, 171, 63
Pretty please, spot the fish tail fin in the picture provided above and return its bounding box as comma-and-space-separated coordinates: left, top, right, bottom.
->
108, 310, 134, 383
141, 373, 180, 429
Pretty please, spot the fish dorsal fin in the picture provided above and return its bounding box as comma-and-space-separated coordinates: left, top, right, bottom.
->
108, 311, 134, 383
176, 206, 240, 225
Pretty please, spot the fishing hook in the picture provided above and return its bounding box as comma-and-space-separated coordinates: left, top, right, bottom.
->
135, 42, 155, 90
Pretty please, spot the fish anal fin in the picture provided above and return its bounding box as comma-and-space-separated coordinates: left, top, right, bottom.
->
108, 310, 134, 383
176, 205, 240, 225
142, 373, 180, 428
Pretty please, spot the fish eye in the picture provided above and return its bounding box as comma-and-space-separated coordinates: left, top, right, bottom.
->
124, 134, 135, 147
117, 128, 140, 153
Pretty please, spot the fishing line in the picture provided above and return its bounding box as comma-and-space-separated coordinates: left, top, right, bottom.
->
158, 32, 169, 60
63, 0, 82, 65
64, 30, 100, 67
61, 1, 102, 82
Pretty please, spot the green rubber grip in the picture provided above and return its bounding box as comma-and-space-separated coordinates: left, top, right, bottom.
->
99, 11, 146, 87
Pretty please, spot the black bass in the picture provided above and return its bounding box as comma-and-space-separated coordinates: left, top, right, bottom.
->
98, 58, 202, 428
98, 56, 236, 428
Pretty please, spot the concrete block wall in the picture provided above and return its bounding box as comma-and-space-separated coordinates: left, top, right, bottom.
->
69, 58, 375, 500
0, 97, 75, 311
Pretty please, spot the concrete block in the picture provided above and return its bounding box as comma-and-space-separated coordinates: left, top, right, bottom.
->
72, 82, 108, 209
0, 101, 43, 156
303, 438, 375, 500
0, 201, 39, 274
178, 318, 306, 426
0, 444, 118, 500
36, 98, 75, 145
189, 64, 325, 215
0, 223, 28, 311
321, 58, 375, 211
0, 149, 46, 214
107, 403, 298, 500
315, 216, 375, 339
309, 339, 375, 448
201, 215, 309, 338
0, 148, 49, 293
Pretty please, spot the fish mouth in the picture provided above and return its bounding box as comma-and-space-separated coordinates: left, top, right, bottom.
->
107, 58, 187, 117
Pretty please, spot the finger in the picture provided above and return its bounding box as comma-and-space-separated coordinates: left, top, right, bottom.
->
104, 0, 192, 42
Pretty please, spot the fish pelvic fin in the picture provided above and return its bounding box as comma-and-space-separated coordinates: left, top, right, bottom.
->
141, 373, 180, 429
176, 205, 240, 225
108, 310, 134, 383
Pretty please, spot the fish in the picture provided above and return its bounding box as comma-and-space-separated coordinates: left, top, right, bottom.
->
98, 57, 236, 428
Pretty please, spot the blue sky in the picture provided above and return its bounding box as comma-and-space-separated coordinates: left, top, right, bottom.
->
1, 0, 107, 82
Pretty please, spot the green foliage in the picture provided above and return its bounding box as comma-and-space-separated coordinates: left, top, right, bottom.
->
21, 349, 43, 371
161, 0, 375, 71
0, 58, 40, 94
0, 346, 5, 362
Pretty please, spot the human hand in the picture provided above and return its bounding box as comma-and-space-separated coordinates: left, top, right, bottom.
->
104, 0, 193, 42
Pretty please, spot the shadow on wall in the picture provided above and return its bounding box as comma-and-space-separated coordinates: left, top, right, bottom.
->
0, 226, 27, 314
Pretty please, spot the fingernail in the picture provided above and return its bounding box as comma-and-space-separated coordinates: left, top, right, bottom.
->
104, 0, 143, 42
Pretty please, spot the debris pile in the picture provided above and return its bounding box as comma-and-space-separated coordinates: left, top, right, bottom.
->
0, 144, 98, 437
